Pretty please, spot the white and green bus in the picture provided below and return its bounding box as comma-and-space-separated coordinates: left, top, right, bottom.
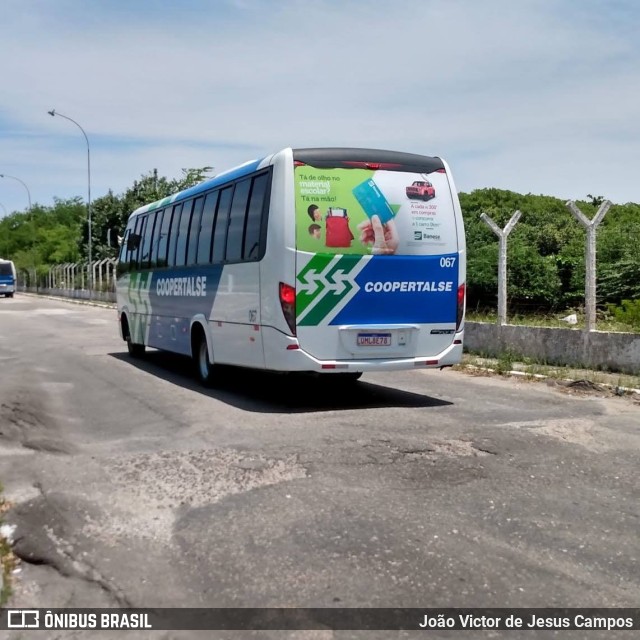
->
116, 148, 466, 384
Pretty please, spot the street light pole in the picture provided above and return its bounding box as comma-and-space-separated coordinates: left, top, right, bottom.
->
0, 173, 32, 210
1, 173, 35, 288
48, 109, 92, 291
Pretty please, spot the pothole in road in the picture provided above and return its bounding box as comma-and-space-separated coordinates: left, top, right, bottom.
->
396, 439, 494, 459
0, 398, 76, 455
86, 449, 307, 544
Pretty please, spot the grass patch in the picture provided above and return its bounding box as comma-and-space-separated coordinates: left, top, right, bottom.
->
466, 309, 639, 333
494, 350, 516, 375
457, 353, 640, 392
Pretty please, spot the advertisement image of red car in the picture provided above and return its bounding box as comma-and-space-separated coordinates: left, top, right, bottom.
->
406, 180, 436, 201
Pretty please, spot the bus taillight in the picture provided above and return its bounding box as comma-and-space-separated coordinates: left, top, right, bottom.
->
279, 282, 296, 335
456, 283, 466, 330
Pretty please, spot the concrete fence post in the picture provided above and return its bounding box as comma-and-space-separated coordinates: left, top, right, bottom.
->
566, 200, 611, 332
480, 210, 522, 326
109, 259, 117, 289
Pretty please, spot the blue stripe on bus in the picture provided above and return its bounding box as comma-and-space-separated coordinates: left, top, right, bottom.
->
330, 254, 459, 325
144, 264, 224, 355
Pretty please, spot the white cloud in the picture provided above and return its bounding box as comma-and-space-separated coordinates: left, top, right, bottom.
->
1, 0, 639, 215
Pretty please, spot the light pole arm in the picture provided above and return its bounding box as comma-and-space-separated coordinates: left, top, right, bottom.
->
48, 109, 91, 208
0, 174, 32, 210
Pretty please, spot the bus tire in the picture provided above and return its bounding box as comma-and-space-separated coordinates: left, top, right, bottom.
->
123, 316, 145, 358
194, 331, 215, 386
127, 336, 146, 358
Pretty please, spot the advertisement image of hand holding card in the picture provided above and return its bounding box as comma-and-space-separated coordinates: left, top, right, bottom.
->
352, 178, 396, 224
295, 165, 452, 255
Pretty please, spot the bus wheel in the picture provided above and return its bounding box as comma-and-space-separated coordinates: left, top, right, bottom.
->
123, 317, 145, 358
194, 333, 215, 386
127, 334, 146, 358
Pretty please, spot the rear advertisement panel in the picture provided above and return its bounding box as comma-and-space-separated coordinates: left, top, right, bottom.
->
295, 166, 457, 256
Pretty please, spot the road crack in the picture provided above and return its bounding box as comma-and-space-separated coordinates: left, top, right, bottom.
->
10, 483, 133, 607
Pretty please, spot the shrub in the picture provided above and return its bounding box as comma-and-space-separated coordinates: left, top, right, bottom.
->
606, 299, 640, 330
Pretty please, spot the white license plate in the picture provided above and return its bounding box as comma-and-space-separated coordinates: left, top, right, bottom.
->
357, 332, 392, 346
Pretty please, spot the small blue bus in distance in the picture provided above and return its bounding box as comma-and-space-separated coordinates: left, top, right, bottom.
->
116, 148, 466, 384
0, 259, 17, 298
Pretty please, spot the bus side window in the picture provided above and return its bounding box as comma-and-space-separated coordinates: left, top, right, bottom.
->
117, 228, 131, 275
197, 190, 220, 264
243, 172, 269, 260
211, 187, 233, 264
186, 197, 205, 266
225, 178, 251, 263
149, 209, 164, 269
119, 229, 130, 262
131, 215, 146, 271
167, 203, 183, 267
175, 200, 194, 267
156, 207, 173, 268
140, 211, 158, 270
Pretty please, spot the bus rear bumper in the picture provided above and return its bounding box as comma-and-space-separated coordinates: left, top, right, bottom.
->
262, 327, 464, 373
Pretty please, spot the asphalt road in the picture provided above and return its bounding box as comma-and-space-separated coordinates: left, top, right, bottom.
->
0, 294, 638, 639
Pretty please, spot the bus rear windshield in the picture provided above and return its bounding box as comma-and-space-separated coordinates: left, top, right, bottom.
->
0, 263, 14, 276
294, 164, 457, 256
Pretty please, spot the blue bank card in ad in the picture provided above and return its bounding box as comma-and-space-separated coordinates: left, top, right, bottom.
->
352, 179, 395, 224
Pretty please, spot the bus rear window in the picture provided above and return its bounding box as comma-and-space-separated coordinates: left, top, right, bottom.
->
294, 166, 457, 256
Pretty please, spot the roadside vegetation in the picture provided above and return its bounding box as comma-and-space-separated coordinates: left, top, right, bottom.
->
456, 353, 640, 396
466, 309, 640, 333
460, 190, 640, 330
1, 173, 638, 329
0, 167, 212, 286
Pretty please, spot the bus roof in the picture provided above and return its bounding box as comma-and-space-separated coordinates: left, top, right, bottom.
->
292, 147, 445, 173
127, 147, 446, 220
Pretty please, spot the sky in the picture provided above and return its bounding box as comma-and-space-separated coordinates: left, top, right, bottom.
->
1, 0, 639, 217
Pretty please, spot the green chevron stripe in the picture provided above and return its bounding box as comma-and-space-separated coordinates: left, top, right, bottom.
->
297, 254, 362, 326
296, 254, 333, 316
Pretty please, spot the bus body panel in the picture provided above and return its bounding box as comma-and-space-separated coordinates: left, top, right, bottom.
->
261, 325, 463, 372
257, 149, 299, 338
209, 262, 264, 368
294, 253, 459, 360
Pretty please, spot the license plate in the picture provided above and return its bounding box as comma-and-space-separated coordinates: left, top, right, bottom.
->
357, 332, 392, 346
